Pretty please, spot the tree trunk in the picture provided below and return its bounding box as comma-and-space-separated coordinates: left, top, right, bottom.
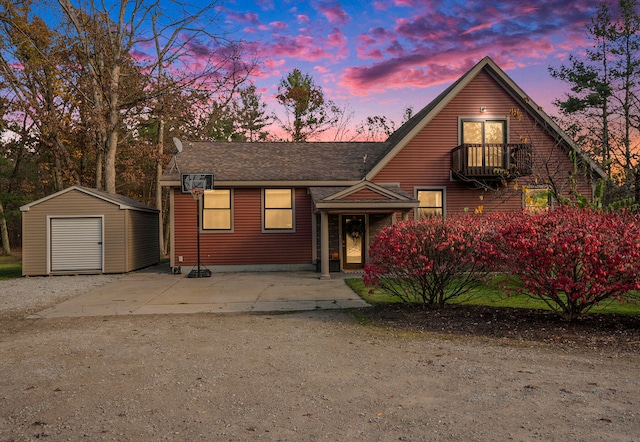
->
104, 64, 121, 194
104, 132, 118, 194
156, 118, 165, 254
0, 201, 11, 256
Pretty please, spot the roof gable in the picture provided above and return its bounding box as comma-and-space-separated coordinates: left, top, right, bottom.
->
20, 186, 158, 213
310, 181, 418, 210
366, 56, 606, 180
324, 181, 413, 202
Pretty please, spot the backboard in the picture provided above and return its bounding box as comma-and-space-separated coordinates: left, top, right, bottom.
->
181, 173, 214, 193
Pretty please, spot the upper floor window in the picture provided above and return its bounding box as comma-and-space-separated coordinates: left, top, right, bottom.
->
203, 189, 231, 230
264, 188, 293, 230
416, 189, 444, 219
462, 120, 506, 168
523, 187, 551, 212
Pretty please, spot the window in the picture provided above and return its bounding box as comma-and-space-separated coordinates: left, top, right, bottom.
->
264, 188, 293, 230
203, 189, 231, 230
462, 120, 506, 168
523, 187, 551, 212
417, 189, 444, 218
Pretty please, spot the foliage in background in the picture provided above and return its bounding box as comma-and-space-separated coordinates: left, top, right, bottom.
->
0, 0, 256, 253
550, 0, 640, 201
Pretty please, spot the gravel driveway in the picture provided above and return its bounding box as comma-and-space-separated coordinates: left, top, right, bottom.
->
1, 275, 638, 440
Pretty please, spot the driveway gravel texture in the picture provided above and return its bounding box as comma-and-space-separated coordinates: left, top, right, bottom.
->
0, 275, 638, 441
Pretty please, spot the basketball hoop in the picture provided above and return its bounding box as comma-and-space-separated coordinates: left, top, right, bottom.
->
189, 187, 204, 201
180, 173, 214, 278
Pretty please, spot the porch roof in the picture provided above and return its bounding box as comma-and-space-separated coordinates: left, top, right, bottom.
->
310, 182, 418, 212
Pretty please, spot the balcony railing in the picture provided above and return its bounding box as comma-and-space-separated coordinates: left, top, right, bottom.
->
451, 143, 532, 180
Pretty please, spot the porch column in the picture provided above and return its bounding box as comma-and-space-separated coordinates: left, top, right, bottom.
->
319, 210, 330, 279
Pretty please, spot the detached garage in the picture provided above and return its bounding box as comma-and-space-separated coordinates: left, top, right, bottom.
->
20, 186, 160, 276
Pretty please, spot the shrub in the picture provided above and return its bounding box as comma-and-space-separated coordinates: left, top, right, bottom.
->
364, 215, 491, 308
484, 207, 640, 321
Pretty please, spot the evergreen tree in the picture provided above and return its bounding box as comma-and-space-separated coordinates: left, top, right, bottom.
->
275, 69, 338, 142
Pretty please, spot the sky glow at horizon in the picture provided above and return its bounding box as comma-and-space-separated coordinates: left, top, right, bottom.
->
207, 0, 603, 139
37, 0, 605, 140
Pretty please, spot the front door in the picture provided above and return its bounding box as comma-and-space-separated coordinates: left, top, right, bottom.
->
342, 215, 365, 270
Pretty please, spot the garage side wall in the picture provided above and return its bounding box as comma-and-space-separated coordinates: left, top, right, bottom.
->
125, 210, 160, 272
22, 190, 126, 276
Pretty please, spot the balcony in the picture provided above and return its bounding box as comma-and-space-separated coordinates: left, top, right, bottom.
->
451, 143, 532, 180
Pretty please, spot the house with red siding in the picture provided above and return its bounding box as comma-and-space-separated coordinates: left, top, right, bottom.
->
160, 57, 605, 278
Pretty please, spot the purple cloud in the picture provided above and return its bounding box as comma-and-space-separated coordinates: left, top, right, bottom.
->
317, 1, 349, 25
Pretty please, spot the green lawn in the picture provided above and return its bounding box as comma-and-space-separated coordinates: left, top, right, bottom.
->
0, 254, 22, 280
345, 277, 640, 315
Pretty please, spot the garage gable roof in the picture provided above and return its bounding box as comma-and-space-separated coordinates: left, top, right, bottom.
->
20, 186, 159, 213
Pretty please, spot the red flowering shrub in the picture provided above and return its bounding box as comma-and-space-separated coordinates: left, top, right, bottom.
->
484, 207, 640, 321
364, 215, 491, 308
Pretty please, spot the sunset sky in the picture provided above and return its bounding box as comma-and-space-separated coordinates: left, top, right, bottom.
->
210, 0, 603, 138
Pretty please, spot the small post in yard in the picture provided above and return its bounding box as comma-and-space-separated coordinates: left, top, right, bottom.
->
181, 173, 214, 278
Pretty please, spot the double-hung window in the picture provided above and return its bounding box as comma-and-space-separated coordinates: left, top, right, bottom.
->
264, 188, 294, 230
202, 189, 231, 230
416, 189, 444, 219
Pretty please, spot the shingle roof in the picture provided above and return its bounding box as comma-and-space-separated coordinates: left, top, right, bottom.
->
162, 141, 390, 182
161, 56, 606, 186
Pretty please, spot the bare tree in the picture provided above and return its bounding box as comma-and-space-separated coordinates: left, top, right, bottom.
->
144, 1, 255, 253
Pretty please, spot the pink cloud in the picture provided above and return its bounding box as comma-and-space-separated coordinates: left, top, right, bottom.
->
327, 27, 347, 46
297, 14, 310, 24
270, 21, 288, 30
373, 1, 389, 10
265, 34, 335, 62
317, 2, 349, 25
394, 0, 417, 6
264, 58, 286, 70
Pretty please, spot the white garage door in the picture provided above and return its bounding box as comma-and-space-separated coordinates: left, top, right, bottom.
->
50, 217, 103, 272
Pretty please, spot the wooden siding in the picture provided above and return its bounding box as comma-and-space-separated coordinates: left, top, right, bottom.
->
126, 210, 160, 272
173, 188, 313, 266
371, 71, 594, 216
22, 189, 159, 276
342, 188, 393, 201
22, 190, 125, 275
